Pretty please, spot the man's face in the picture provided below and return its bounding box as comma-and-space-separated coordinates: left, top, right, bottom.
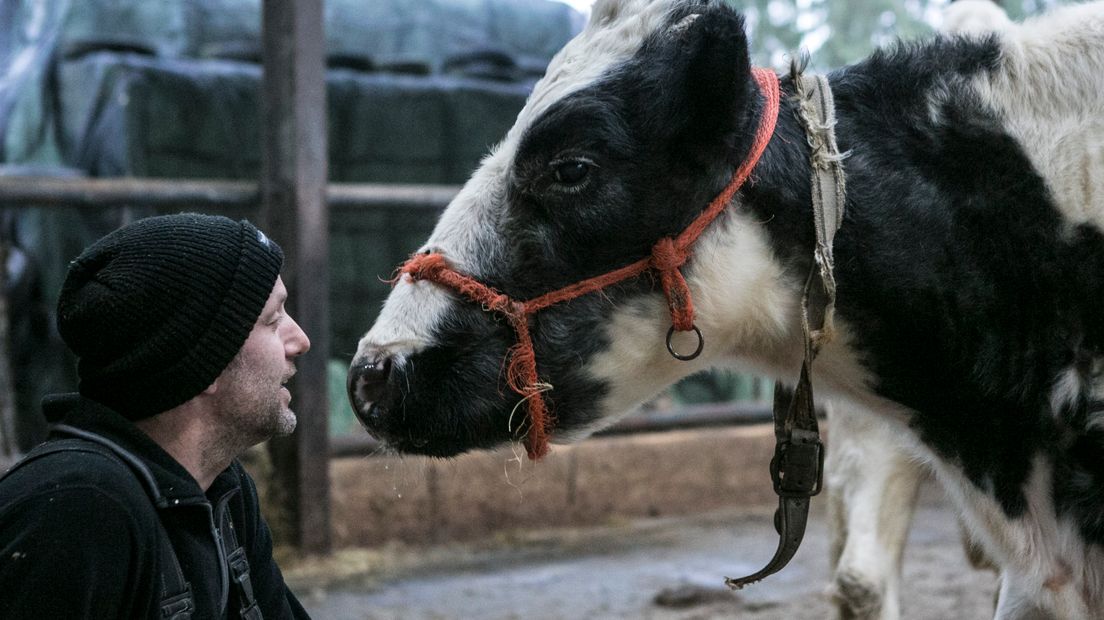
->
218, 276, 311, 442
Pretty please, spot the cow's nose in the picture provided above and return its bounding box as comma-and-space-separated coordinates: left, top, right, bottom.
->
347, 354, 394, 423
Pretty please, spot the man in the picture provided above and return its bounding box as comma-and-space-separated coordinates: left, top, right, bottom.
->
0, 213, 313, 619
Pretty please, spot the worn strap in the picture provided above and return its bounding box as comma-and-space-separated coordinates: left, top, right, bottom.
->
726, 366, 823, 588
220, 509, 264, 620
51, 429, 196, 618
794, 61, 848, 351
725, 61, 844, 589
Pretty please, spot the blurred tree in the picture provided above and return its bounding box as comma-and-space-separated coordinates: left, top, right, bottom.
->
728, 0, 1067, 70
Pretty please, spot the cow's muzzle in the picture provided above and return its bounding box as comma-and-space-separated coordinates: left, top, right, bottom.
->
347, 352, 395, 434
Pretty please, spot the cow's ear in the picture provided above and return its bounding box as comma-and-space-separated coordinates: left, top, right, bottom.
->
651, 6, 754, 148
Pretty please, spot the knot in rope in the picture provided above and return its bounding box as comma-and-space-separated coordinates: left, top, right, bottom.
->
650, 237, 689, 272
401, 252, 448, 281
486, 293, 517, 316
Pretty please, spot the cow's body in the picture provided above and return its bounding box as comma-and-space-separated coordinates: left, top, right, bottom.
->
824, 6, 1013, 619
351, 1, 1104, 617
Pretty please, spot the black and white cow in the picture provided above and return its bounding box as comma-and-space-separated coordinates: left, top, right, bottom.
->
349, 0, 1104, 617
823, 4, 1016, 619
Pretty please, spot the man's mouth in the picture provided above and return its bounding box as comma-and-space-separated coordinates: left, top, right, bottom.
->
279, 368, 297, 403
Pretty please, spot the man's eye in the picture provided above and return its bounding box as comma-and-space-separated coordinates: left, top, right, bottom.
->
552, 159, 592, 186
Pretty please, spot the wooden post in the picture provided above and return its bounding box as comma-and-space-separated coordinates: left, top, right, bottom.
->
0, 238, 18, 468
259, 0, 331, 554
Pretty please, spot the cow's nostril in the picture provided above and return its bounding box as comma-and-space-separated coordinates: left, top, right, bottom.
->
347, 355, 394, 423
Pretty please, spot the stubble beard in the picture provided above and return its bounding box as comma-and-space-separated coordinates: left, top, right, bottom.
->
221, 361, 297, 447
242, 384, 295, 441
274, 398, 297, 436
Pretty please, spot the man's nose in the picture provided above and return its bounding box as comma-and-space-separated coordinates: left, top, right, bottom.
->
286, 315, 311, 356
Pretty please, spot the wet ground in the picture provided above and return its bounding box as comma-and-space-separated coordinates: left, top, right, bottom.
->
287, 483, 999, 619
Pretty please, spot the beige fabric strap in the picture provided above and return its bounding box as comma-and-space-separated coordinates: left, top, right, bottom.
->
792, 63, 848, 354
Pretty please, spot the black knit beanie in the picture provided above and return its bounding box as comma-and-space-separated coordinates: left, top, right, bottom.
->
56, 213, 284, 420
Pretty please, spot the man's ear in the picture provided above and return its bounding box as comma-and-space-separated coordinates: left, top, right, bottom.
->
647, 4, 754, 149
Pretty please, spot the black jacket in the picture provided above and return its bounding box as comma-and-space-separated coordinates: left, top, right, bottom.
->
0, 394, 311, 619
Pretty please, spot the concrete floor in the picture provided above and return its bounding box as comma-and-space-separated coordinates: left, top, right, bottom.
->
287, 483, 999, 619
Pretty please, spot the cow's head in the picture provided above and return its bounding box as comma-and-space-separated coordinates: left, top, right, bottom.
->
349, 0, 800, 457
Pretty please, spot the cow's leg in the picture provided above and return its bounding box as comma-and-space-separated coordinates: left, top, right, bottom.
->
993, 575, 1057, 620
827, 406, 925, 620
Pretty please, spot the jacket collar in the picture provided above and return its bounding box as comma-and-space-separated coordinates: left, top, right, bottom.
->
42, 393, 240, 507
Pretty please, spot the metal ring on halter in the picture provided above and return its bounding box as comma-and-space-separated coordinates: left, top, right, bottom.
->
666, 325, 704, 361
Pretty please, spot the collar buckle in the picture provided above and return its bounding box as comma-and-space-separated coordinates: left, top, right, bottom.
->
770, 432, 824, 499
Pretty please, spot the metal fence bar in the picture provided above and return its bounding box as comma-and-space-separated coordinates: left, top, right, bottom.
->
0, 176, 460, 211
328, 184, 459, 210
596, 402, 773, 436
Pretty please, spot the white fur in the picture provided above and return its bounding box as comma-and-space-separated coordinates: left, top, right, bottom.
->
1088, 356, 1104, 433
517, 0, 680, 131
1051, 365, 1086, 419
584, 211, 800, 434
969, 2, 1104, 235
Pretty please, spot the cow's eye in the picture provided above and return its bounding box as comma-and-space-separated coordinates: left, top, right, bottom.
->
551, 159, 592, 187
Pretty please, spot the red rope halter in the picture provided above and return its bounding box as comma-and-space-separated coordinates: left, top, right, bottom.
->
400, 68, 781, 460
